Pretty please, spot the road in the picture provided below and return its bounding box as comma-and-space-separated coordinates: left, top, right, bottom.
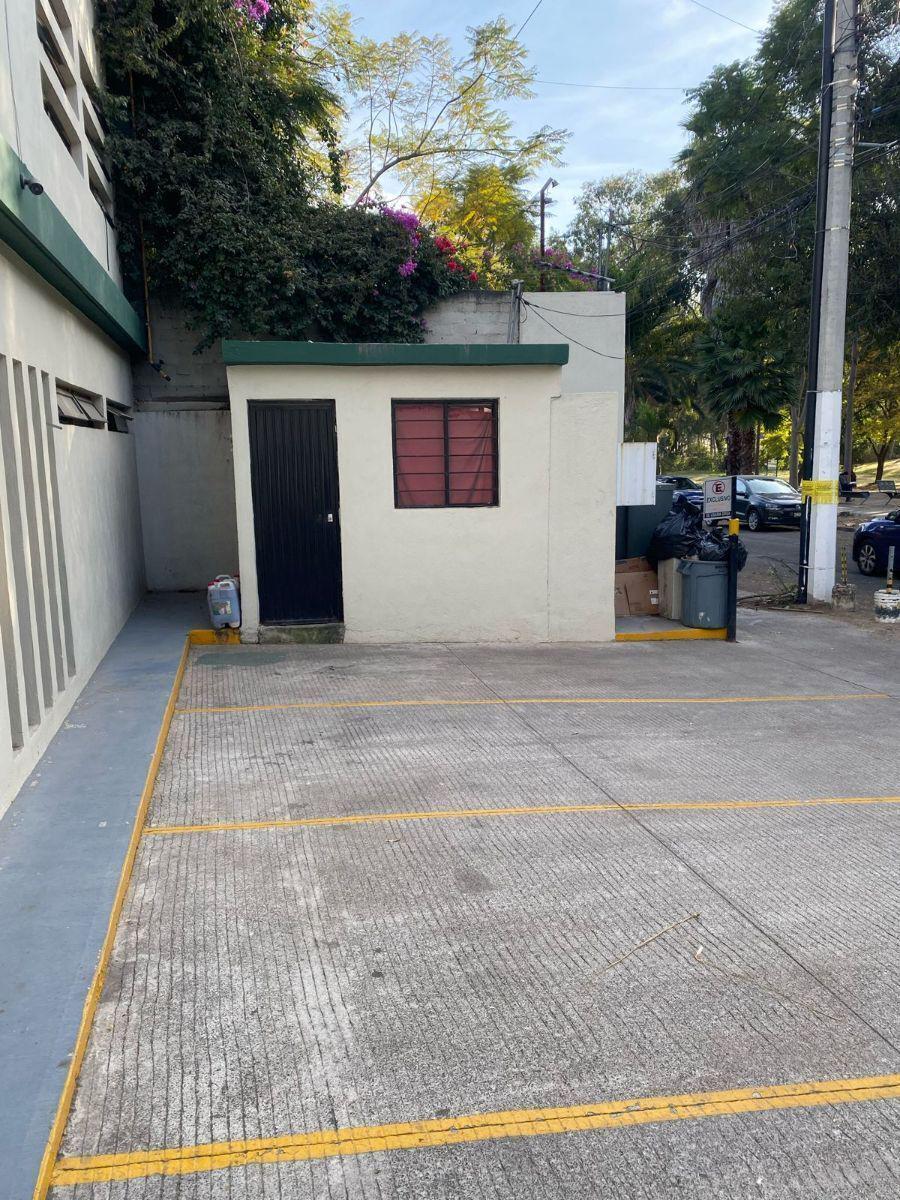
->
739, 518, 882, 607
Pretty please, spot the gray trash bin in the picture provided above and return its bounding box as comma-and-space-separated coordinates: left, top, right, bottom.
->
677, 559, 728, 629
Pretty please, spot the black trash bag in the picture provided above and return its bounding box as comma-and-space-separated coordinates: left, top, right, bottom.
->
647, 494, 703, 567
698, 528, 748, 571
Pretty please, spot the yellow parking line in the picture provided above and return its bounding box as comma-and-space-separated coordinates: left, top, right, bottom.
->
144, 793, 900, 837
174, 691, 888, 716
52, 1072, 900, 1185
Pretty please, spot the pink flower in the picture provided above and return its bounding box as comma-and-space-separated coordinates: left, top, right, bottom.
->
234, 0, 270, 21
398, 259, 417, 277
382, 206, 420, 233
468, 271, 478, 282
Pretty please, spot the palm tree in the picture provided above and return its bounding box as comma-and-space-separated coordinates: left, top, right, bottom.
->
695, 319, 790, 473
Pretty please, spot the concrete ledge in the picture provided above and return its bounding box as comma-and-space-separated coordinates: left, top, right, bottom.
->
257, 623, 346, 645
222, 341, 569, 367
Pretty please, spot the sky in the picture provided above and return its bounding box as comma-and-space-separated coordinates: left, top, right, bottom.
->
348, 0, 779, 233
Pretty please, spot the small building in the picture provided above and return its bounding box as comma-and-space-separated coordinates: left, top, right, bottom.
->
224, 341, 619, 643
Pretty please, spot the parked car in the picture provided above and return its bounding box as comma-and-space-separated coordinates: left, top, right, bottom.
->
657, 475, 703, 505
852, 510, 900, 575
736, 476, 802, 530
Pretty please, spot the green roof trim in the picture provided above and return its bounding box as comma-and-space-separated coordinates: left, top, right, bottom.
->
0, 136, 146, 355
222, 341, 569, 367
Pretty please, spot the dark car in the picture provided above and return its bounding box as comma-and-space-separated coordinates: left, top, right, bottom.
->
736, 476, 802, 531
657, 475, 703, 505
853, 509, 900, 575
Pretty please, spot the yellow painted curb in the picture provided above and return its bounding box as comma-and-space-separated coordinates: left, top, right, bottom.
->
33, 637, 191, 1200
52, 1072, 900, 1184
188, 628, 241, 645
615, 627, 727, 641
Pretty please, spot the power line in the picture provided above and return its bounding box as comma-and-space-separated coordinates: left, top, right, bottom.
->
515, 0, 545, 37
535, 78, 691, 91
521, 300, 626, 358
683, 0, 761, 34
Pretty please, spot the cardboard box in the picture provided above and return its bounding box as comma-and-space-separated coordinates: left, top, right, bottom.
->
623, 572, 660, 616
615, 556, 653, 575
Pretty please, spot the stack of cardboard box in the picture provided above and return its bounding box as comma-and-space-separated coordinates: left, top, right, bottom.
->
614, 558, 660, 618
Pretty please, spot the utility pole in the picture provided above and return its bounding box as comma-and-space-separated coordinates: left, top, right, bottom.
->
797, 0, 858, 603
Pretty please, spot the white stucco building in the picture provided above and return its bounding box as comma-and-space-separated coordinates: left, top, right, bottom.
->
224, 342, 619, 644
0, 0, 146, 814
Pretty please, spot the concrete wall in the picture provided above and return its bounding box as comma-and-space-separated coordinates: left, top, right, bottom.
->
0, 246, 143, 817
226, 363, 617, 644
0, 0, 121, 282
133, 299, 230, 404
425, 291, 626, 437
422, 291, 511, 345
134, 407, 239, 591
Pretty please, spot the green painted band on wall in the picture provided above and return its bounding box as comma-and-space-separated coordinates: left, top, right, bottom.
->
222, 341, 570, 367
0, 137, 146, 356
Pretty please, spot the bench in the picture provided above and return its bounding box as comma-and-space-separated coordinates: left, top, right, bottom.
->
839, 483, 870, 502
875, 480, 900, 500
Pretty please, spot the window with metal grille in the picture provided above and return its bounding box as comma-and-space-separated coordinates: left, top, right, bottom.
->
392, 400, 498, 508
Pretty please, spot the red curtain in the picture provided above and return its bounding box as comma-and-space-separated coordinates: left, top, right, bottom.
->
394, 403, 495, 507
448, 404, 495, 504
394, 403, 446, 506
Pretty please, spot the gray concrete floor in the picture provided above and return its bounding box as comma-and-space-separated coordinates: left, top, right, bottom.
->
47, 611, 900, 1198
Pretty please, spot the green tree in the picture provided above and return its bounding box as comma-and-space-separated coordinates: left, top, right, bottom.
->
330, 17, 567, 209
676, 0, 899, 477
853, 342, 900, 479
97, 0, 468, 346
695, 314, 792, 473
418, 163, 536, 288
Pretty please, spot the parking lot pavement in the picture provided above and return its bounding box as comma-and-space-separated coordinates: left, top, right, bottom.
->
44, 612, 900, 1198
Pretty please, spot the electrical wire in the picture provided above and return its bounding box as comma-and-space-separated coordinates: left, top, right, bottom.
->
521, 300, 626, 358
514, 0, 545, 37
535, 78, 691, 91
683, 0, 761, 34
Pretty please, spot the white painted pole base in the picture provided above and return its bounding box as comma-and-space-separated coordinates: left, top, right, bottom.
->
809, 502, 838, 602
808, 389, 842, 603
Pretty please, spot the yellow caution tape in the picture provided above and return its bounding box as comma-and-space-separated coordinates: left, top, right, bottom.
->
800, 479, 839, 504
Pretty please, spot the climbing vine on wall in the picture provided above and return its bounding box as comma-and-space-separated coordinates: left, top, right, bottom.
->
95, 0, 468, 347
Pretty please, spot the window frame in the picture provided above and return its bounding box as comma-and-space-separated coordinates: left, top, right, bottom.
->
391, 398, 499, 510
57, 384, 104, 428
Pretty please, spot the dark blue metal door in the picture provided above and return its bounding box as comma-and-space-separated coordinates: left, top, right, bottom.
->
248, 402, 343, 624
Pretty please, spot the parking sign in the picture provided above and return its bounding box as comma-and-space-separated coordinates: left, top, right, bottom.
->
703, 476, 733, 521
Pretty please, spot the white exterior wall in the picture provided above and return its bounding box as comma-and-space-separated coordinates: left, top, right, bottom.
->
226, 363, 616, 644
0, 0, 120, 280
0, 246, 143, 817
520, 292, 626, 440
134, 408, 239, 591
425, 291, 627, 439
